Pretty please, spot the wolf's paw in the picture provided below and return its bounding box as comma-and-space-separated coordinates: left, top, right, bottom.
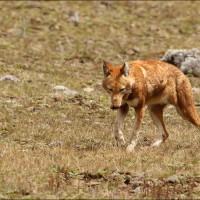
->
116, 137, 126, 147
114, 130, 125, 147
151, 139, 163, 147
126, 142, 137, 153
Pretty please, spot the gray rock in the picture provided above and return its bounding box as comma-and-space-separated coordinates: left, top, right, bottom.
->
83, 87, 94, 93
53, 85, 78, 96
0, 75, 20, 82
161, 48, 200, 67
53, 85, 67, 91
192, 87, 200, 94
64, 120, 72, 124
70, 11, 79, 26
166, 175, 180, 183
161, 48, 200, 76
48, 141, 63, 147
133, 186, 141, 194
181, 57, 200, 76
63, 88, 78, 96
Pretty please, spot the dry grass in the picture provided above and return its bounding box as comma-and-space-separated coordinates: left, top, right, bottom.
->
0, 1, 200, 199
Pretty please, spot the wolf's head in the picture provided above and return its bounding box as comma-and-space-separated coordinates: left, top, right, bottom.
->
102, 60, 134, 109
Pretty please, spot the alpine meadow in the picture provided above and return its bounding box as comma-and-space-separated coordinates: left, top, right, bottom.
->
0, 1, 200, 199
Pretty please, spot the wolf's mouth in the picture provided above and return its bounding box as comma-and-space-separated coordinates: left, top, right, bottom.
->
110, 105, 120, 110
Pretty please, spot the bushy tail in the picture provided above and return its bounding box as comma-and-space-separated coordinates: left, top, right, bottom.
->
176, 78, 200, 127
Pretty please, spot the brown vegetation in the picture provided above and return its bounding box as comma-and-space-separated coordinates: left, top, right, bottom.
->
0, 1, 200, 199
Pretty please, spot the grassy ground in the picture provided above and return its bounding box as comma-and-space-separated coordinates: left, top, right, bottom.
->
0, 1, 200, 199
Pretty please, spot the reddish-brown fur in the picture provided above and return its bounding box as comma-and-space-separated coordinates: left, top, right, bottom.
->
102, 60, 200, 152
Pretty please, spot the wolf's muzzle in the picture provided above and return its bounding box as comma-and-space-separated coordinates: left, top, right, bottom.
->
110, 105, 120, 110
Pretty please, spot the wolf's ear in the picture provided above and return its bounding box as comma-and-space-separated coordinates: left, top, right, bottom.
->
121, 62, 130, 77
103, 60, 111, 77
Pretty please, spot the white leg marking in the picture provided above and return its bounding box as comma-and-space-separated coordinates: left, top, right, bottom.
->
126, 114, 138, 152
113, 105, 128, 146
149, 110, 166, 147
114, 130, 125, 146
151, 139, 163, 147
126, 106, 144, 152
126, 140, 137, 153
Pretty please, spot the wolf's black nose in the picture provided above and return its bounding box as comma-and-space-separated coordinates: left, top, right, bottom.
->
111, 105, 119, 110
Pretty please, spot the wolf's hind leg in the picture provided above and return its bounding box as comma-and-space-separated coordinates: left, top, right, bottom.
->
148, 104, 169, 147
114, 103, 129, 146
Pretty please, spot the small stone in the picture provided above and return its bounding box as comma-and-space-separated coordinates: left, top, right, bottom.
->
27, 106, 37, 112
83, 87, 94, 93
70, 11, 79, 26
48, 141, 63, 147
63, 88, 78, 96
130, 23, 135, 28
53, 86, 78, 96
126, 48, 140, 55
166, 175, 180, 183
0, 75, 20, 82
65, 120, 72, 124
133, 186, 141, 194
126, 49, 135, 55
53, 85, 67, 91
192, 87, 200, 94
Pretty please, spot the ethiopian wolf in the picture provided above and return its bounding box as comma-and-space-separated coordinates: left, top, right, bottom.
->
102, 60, 200, 152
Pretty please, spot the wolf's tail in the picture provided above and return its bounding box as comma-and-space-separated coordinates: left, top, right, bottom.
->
176, 78, 200, 127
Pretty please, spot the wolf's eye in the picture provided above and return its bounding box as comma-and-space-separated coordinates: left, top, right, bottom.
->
108, 88, 113, 92
120, 88, 126, 92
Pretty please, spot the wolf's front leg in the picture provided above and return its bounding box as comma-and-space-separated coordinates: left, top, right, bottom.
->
113, 104, 129, 147
126, 106, 144, 152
